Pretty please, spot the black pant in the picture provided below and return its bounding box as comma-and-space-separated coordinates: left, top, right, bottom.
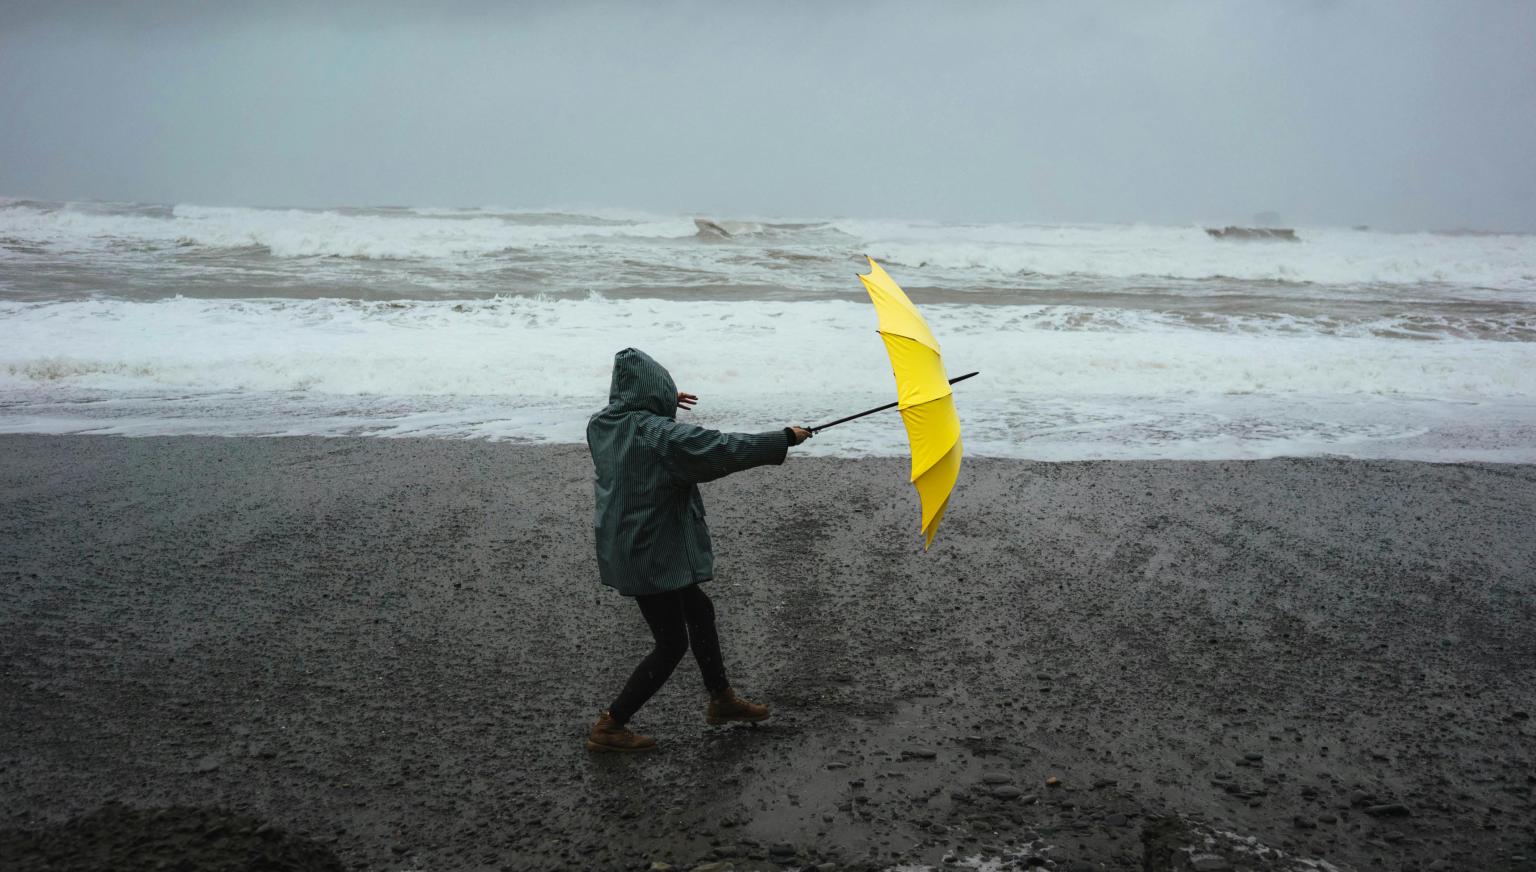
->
608, 584, 729, 725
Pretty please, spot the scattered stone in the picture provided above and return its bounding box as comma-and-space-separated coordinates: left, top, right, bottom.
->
825, 762, 848, 770
992, 786, 1023, 800
1045, 776, 1062, 788
192, 754, 222, 773
1293, 815, 1316, 829
691, 863, 732, 872
649, 863, 674, 871
1190, 856, 1232, 872
0, 803, 345, 871
902, 748, 937, 760
1363, 803, 1411, 817
1105, 813, 1128, 827
981, 772, 1011, 784
769, 842, 796, 857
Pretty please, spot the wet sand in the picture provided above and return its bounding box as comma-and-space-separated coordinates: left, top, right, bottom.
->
1, 435, 1533, 871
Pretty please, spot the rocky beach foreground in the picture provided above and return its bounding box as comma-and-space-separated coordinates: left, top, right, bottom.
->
1, 436, 1533, 871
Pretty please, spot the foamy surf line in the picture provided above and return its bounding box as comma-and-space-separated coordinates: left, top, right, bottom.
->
5, 200, 1536, 300
3, 297, 1536, 460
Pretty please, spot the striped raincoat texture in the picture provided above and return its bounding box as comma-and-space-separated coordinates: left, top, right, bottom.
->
587, 349, 790, 596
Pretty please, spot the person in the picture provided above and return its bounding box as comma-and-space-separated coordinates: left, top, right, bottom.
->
584, 348, 812, 753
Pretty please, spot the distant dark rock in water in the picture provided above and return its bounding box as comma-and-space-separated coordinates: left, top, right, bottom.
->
1205, 226, 1300, 241
0, 803, 345, 872
693, 218, 732, 239
1352, 225, 1371, 231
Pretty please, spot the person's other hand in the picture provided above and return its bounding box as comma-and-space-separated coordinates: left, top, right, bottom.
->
677, 392, 698, 410
788, 426, 812, 445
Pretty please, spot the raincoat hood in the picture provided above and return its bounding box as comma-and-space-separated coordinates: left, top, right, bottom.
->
607, 348, 678, 419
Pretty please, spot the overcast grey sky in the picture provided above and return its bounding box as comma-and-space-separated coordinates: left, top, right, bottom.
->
2, 1, 1533, 229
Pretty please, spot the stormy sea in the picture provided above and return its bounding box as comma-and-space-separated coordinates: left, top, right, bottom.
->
3, 197, 1534, 461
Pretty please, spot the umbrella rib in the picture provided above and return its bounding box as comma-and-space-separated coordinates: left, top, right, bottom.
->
877, 328, 941, 351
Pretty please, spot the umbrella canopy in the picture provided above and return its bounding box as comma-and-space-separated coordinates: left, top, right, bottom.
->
857, 257, 964, 549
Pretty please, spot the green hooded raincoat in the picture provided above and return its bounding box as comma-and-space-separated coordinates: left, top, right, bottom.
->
587, 349, 790, 596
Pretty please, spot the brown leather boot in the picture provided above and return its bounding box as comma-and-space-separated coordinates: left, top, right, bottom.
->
586, 711, 657, 753
706, 688, 770, 725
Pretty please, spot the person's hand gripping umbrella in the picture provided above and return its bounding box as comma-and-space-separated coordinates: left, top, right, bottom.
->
811, 257, 976, 549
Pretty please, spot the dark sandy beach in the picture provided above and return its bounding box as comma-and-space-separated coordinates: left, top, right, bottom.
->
1, 435, 1533, 871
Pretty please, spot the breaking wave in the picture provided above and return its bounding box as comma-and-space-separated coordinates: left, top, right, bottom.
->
2, 199, 1533, 292
3, 198, 1534, 460
3, 296, 1532, 399
3, 295, 1535, 460
0, 202, 699, 260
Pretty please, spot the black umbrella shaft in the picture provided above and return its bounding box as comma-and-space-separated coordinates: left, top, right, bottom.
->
810, 371, 979, 433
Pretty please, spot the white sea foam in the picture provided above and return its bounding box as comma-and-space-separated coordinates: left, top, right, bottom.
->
4, 198, 1533, 459
0, 203, 698, 260
4, 296, 1533, 398
3, 296, 1535, 460
845, 220, 1536, 290
3, 201, 1533, 293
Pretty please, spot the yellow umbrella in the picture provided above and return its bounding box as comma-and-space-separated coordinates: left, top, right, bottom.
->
858, 257, 966, 548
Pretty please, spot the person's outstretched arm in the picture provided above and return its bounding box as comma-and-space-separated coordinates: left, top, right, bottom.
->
637, 417, 811, 485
